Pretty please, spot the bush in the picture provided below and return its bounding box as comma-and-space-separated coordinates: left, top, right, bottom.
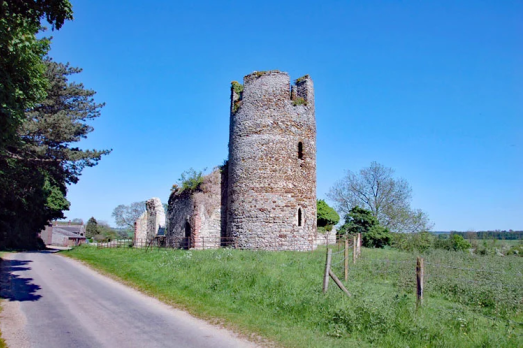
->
391, 232, 434, 253
175, 168, 204, 193
434, 234, 471, 252
316, 200, 339, 228
363, 225, 391, 248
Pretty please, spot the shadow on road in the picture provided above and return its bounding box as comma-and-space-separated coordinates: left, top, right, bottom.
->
0, 258, 42, 302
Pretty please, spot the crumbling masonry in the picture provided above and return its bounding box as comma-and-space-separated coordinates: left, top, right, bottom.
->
145, 71, 334, 250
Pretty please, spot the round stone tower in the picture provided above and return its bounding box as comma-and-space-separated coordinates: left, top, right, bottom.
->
227, 71, 317, 250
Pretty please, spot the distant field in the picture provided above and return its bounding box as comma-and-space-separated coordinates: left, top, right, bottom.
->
65, 246, 523, 348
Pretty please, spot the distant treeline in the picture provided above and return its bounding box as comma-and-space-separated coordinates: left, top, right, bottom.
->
449, 231, 523, 240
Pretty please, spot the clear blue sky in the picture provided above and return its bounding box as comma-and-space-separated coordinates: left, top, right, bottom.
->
49, 0, 522, 231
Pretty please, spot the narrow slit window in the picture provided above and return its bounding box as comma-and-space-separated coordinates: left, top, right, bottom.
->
298, 208, 302, 226
298, 142, 303, 159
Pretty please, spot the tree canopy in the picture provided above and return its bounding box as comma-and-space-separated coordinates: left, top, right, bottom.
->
0, 58, 110, 248
339, 206, 391, 248
328, 161, 433, 233
0, 0, 73, 148
316, 199, 340, 228
112, 202, 146, 230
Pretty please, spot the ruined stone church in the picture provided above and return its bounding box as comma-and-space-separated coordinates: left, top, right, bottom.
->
134, 71, 335, 250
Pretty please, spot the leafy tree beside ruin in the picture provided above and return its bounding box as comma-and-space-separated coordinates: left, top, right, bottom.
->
328, 161, 433, 233
0, 59, 110, 248
339, 206, 391, 248
316, 199, 339, 232
112, 202, 146, 230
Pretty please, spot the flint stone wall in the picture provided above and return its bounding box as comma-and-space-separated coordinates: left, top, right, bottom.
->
134, 211, 148, 245
167, 169, 226, 249
134, 197, 166, 247
146, 197, 166, 238
227, 71, 317, 251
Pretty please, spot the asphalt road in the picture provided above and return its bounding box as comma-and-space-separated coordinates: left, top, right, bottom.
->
0, 251, 258, 348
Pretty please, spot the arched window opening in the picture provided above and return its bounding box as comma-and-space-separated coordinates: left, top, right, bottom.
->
298, 208, 302, 227
298, 142, 303, 160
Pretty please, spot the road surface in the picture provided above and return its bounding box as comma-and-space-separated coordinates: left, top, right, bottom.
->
0, 251, 259, 348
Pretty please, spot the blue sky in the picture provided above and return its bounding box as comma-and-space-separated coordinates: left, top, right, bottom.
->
48, 0, 522, 231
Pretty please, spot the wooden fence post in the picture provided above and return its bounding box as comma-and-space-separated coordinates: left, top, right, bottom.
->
353, 236, 357, 264
416, 257, 424, 308
323, 249, 332, 293
344, 238, 349, 281
329, 269, 351, 297
357, 233, 361, 257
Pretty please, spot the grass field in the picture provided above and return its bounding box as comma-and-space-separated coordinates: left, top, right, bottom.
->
64, 246, 523, 347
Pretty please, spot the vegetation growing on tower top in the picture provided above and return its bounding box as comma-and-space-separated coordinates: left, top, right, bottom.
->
293, 97, 307, 106
295, 74, 310, 84
250, 70, 281, 78
231, 81, 243, 95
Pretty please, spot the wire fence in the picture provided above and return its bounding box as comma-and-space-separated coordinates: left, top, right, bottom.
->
324, 243, 523, 326
96, 234, 338, 252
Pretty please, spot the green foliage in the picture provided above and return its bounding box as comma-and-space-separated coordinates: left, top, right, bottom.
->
94, 222, 119, 242
328, 162, 433, 233
252, 70, 280, 78
0, 60, 109, 248
66, 246, 523, 347
316, 199, 339, 228
434, 234, 471, 252
294, 74, 310, 84
85, 217, 98, 239
363, 225, 391, 248
232, 100, 242, 113
391, 231, 435, 253
174, 168, 204, 193
0, 0, 73, 148
339, 206, 391, 248
231, 81, 243, 114
293, 97, 307, 106
231, 81, 243, 95
339, 206, 379, 235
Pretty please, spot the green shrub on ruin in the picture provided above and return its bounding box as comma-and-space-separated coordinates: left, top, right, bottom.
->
293, 97, 307, 106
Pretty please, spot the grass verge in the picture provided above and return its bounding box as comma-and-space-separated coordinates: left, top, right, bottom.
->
64, 246, 523, 348
0, 252, 8, 348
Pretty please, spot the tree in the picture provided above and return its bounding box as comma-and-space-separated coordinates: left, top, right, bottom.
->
85, 217, 98, 239
339, 206, 391, 248
327, 161, 433, 233
172, 168, 204, 193
0, 0, 73, 149
0, 59, 110, 248
112, 202, 146, 230
338, 206, 379, 235
316, 199, 339, 230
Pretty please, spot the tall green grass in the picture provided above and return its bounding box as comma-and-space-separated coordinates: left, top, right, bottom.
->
65, 246, 523, 347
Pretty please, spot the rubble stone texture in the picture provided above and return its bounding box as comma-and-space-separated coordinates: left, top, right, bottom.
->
166, 71, 325, 251
226, 71, 317, 250
146, 197, 166, 239
167, 169, 225, 249
134, 197, 165, 247
134, 211, 148, 245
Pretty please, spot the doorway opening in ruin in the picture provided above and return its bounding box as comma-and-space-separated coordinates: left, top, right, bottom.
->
298, 142, 303, 159
298, 208, 303, 227
184, 220, 191, 249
